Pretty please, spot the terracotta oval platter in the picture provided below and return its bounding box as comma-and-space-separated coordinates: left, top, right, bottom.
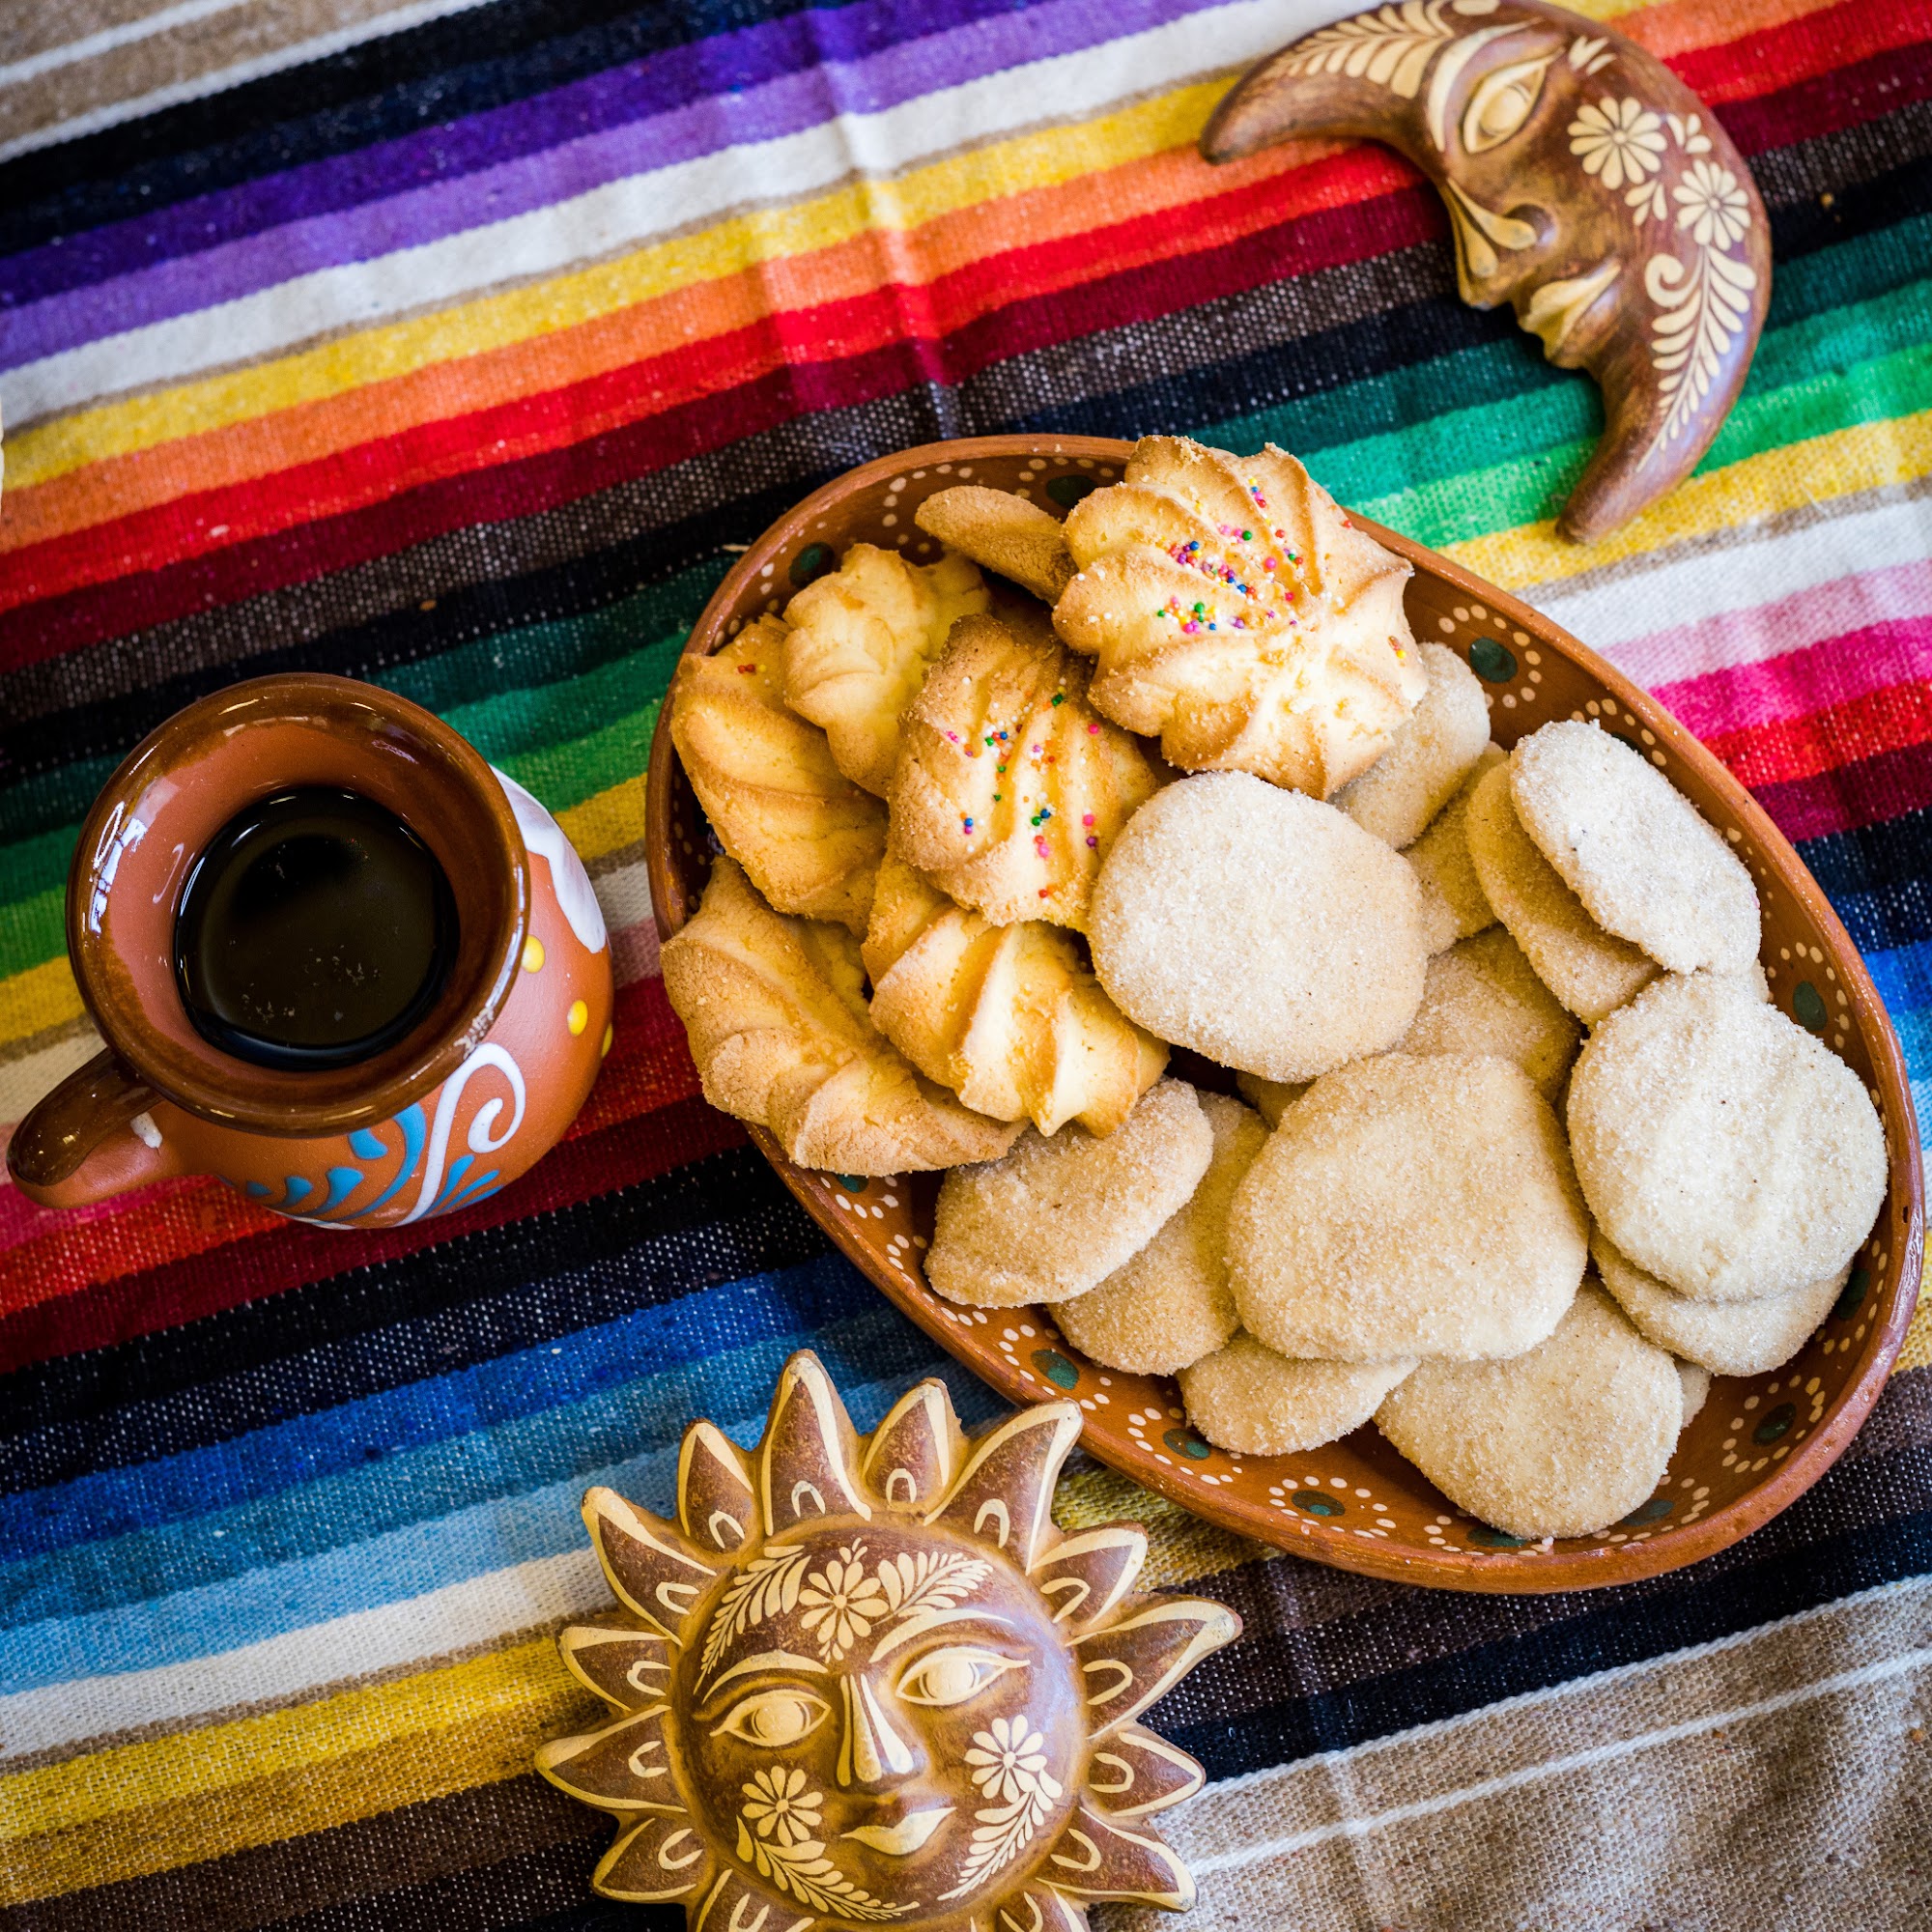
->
645, 436, 1922, 1593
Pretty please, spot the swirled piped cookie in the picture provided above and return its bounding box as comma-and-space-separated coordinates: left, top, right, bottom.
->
660, 857, 1019, 1176
915, 485, 1077, 605
862, 855, 1166, 1137
1052, 436, 1426, 796
890, 612, 1159, 930
668, 616, 886, 934
782, 542, 988, 795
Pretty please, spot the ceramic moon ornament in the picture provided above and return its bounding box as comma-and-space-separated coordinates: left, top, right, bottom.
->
1204, 0, 1770, 541
538, 1353, 1238, 1929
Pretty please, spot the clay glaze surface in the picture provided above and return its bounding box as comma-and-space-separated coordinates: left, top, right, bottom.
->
539, 1350, 1236, 1927
646, 438, 1921, 1595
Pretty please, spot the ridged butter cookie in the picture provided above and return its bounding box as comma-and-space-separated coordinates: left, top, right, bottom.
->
1090, 773, 1428, 1082
1593, 1233, 1849, 1378
1511, 720, 1759, 974
1375, 1286, 1682, 1541
1055, 1092, 1267, 1375
1181, 1336, 1416, 1458
1567, 972, 1887, 1301
661, 858, 1019, 1176
1333, 641, 1491, 849
1464, 759, 1657, 1024
925, 1077, 1213, 1307
1227, 1053, 1587, 1363
915, 486, 1077, 605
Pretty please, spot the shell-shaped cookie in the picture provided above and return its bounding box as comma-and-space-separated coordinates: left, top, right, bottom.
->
667, 615, 885, 935
863, 856, 1167, 1137
782, 543, 988, 795
660, 857, 1020, 1175
1053, 436, 1426, 797
890, 613, 1160, 930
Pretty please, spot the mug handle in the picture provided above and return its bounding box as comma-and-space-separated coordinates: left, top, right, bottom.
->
7, 1050, 181, 1209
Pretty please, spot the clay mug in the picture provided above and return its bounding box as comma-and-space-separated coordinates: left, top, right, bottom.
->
8, 673, 613, 1226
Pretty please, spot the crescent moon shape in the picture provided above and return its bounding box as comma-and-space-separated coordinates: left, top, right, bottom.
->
1202, 0, 1770, 544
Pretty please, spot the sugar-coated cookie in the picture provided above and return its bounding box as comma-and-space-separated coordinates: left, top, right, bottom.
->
661, 859, 1019, 1175
783, 543, 988, 795
1181, 1335, 1416, 1457
1593, 1233, 1849, 1378
890, 614, 1158, 931
1568, 972, 1887, 1301
668, 616, 886, 934
863, 856, 1166, 1137
925, 1077, 1213, 1307
1405, 744, 1502, 953
1376, 1286, 1681, 1540
1235, 1071, 1309, 1129
1227, 1054, 1586, 1362
1053, 437, 1425, 797
1395, 926, 1582, 1105
1464, 760, 1657, 1023
1511, 720, 1759, 974
1055, 1092, 1267, 1374
1676, 1360, 1712, 1431
1333, 642, 1492, 848
1090, 773, 1429, 1081
915, 486, 1077, 605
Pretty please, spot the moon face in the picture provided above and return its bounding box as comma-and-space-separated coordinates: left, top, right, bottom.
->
1203, 0, 1771, 542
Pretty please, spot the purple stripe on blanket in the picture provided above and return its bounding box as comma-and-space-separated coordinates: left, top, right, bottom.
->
0, 0, 1221, 369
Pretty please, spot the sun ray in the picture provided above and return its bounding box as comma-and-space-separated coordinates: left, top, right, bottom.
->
1027, 1524, 1147, 1634
925, 1402, 1082, 1567
992, 1881, 1090, 1932
1040, 1803, 1193, 1909
1084, 1724, 1206, 1818
861, 1377, 966, 1511
557, 1615, 678, 1711
536, 1705, 683, 1812
680, 1419, 759, 1553
759, 1351, 874, 1537
582, 1485, 723, 1638
695, 1864, 822, 1930
1072, 1597, 1240, 1736
595, 1812, 719, 1904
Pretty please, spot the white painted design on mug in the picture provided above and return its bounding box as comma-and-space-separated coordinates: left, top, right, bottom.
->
493, 766, 608, 953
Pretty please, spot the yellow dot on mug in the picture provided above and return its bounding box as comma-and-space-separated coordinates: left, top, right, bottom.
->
523, 937, 545, 973
567, 1000, 588, 1036
600, 1024, 614, 1058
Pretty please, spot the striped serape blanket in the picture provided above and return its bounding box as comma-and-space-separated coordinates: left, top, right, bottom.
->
1, 1, 1930, 1926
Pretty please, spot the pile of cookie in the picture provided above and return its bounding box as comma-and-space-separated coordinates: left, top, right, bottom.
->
661, 436, 1887, 1542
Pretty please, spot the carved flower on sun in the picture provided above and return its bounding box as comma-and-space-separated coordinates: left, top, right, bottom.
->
966, 1718, 1060, 1805
1673, 158, 1751, 249
798, 1545, 891, 1659
1568, 97, 1666, 191
743, 1766, 823, 1847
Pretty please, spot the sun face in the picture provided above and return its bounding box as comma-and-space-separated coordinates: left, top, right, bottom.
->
537, 1353, 1238, 1931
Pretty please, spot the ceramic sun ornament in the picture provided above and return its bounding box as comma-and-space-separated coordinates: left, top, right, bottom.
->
1204, 0, 1771, 542
537, 1352, 1239, 1929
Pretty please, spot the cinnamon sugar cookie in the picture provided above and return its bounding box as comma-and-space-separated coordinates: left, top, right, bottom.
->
1405, 743, 1502, 953
915, 486, 1077, 605
1395, 926, 1582, 1105
1333, 642, 1491, 849
1677, 1360, 1712, 1430
1055, 1091, 1267, 1374
1593, 1233, 1849, 1378
782, 543, 987, 795
668, 616, 885, 934
1464, 759, 1657, 1024
1089, 773, 1428, 1081
1567, 972, 1887, 1301
1180, 1336, 1415, 1458
1376, 1286, 1682, 1540
1227, 1053, 1586, 1362
660, 858, 1019, 1175
890, 614, 1158, 931
1235, 1072, 1308, 1130
1512, 720, 1759, 974
924, 1077, 1213, 1307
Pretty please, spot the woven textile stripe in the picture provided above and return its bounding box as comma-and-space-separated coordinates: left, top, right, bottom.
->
1, 1, 1930, 1927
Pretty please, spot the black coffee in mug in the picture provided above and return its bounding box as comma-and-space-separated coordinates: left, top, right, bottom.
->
173, 787, 458, 1070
